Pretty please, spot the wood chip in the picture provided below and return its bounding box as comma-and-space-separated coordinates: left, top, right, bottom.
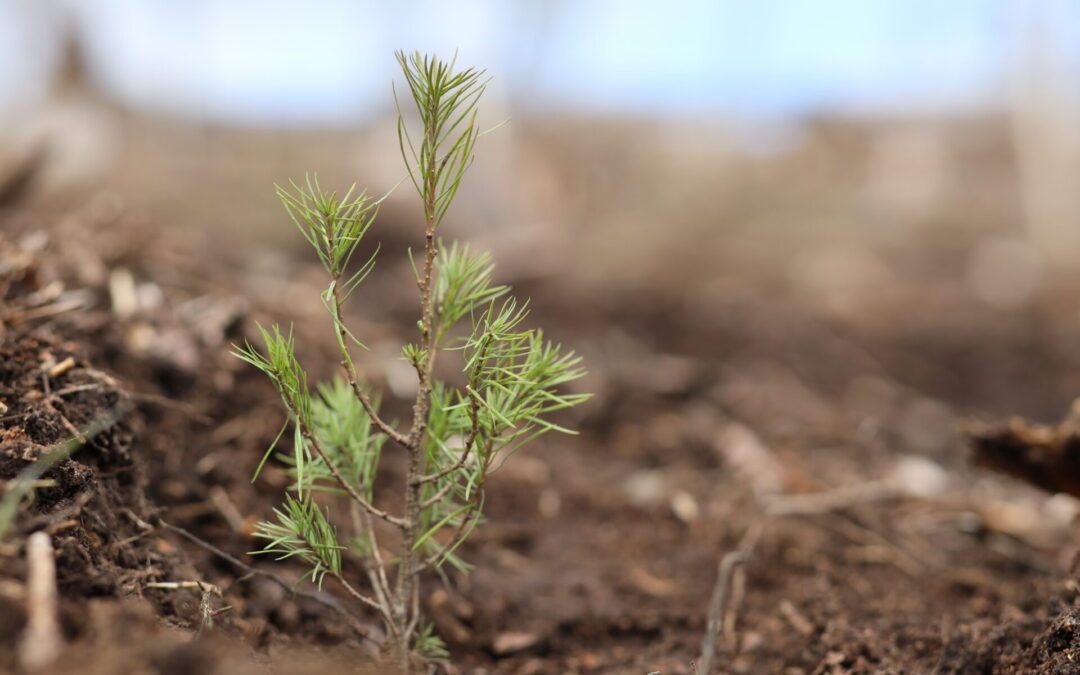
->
492, 631, 542, 655
45, 356, 75, 378
779, 599, 815, 636
628, 566, 678, 597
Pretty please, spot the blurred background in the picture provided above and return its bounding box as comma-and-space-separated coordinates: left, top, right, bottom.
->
5, 0, 1080, 423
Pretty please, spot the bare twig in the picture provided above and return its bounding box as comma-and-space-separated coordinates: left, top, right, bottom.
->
930, 615, 952, 675
146, 580, 222, 595
823, 514, 926, 578
158, 519, 379, 643
127, 390, 212, 423
764, 481, 897, 516
7, 297, 87, 324
723, 563, 747, 650
209, 486, 248, 534
779, 599, 815, 637
699, 524, 763, 675
18, 532, 63, 671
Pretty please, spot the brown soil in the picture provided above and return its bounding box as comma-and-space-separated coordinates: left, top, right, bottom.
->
4, 124, 1080, 675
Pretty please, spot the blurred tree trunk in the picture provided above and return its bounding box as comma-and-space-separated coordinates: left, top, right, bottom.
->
1009, 0, 1080, 269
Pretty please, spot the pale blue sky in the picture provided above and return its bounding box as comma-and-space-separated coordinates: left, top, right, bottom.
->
0, 0, 1076, 125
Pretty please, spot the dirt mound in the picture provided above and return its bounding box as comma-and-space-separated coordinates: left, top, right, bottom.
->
0, 234, 193, 672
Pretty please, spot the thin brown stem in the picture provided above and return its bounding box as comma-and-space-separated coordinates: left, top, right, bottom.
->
324, 220, 409, 450
391, 87, 443, 672
344, 366, 409, 448
699, 524, 762, 675
297, 422, 405, 528
415, 431, 476, 485
419, 480, 455, 511
333, 573, 390, 620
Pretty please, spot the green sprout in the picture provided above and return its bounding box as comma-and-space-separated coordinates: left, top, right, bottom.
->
234, 51, 588, 672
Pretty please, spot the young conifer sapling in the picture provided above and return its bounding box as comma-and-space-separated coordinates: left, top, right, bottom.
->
234, 51, 589, 672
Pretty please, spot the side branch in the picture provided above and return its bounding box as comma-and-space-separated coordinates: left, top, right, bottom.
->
699, 524, 762, 675
332, 572, 391, 622
415, 429, 477, 486
298, 422, 406, 528
326, 260, 409, 449
341, 360, 410, 448
419, 479, 455, 510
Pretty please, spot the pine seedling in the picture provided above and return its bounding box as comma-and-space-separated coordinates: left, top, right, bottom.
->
234, 51, 589, 672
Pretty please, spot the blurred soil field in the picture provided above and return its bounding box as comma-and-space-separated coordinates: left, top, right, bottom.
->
4, 114, 1080, 673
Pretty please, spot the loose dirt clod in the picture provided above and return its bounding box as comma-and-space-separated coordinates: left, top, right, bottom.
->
968, 401, 1080, 498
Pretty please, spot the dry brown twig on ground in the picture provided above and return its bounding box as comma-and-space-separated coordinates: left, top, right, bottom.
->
698, 522, 764, 675
158, 519, 379, 643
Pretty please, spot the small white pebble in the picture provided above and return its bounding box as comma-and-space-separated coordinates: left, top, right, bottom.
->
670, 490, 700, 523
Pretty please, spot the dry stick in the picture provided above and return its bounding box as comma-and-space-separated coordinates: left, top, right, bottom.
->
764, 481, 897, 516
824, 514, 925, 578
8, 297, 86, 324
723, 563, 748, 650
699, 524, 763, 675
778, 599, 814, 637
930, 615, 952, 675
74, 366, 211, 424
146, 580, 222, 595
18, 532, 63, 671
158, 519, 379, 644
